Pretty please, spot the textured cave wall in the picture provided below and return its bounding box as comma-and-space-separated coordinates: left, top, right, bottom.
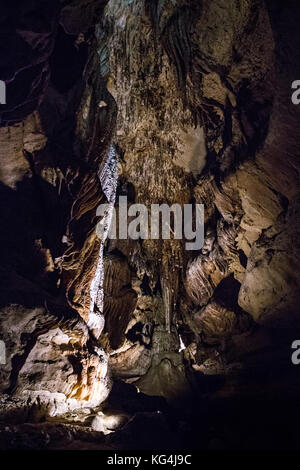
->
82, 0, 300, 401
0, 0, 112, 413
0, 0, 300, 417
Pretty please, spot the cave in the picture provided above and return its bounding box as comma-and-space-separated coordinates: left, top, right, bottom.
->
0, 0, 300, 454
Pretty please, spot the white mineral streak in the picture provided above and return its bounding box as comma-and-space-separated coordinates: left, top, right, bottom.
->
179, 335, 186, 353
88, 145, 118, 335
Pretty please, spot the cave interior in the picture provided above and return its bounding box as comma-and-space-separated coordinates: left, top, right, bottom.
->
0, 0, 300, 451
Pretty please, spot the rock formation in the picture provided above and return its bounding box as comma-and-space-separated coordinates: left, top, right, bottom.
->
0, 0, 300, 451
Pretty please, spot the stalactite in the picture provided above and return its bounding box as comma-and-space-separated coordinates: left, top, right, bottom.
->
162, 278, 171, 333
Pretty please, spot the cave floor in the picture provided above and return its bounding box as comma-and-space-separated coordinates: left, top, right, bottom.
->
1, 380, 300, 451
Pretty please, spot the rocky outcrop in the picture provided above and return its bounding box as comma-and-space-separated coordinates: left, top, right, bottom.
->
0, 304, 110, 416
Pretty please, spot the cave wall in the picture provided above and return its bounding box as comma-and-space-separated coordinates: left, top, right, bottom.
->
0, 0, 300, 412
74, 1, 299, 397
0, 0, 112, 413
83, 0, 300, 400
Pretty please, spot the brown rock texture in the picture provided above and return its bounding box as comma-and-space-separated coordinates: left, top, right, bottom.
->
80, 0, 300, 400
0, 0, 300, 451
